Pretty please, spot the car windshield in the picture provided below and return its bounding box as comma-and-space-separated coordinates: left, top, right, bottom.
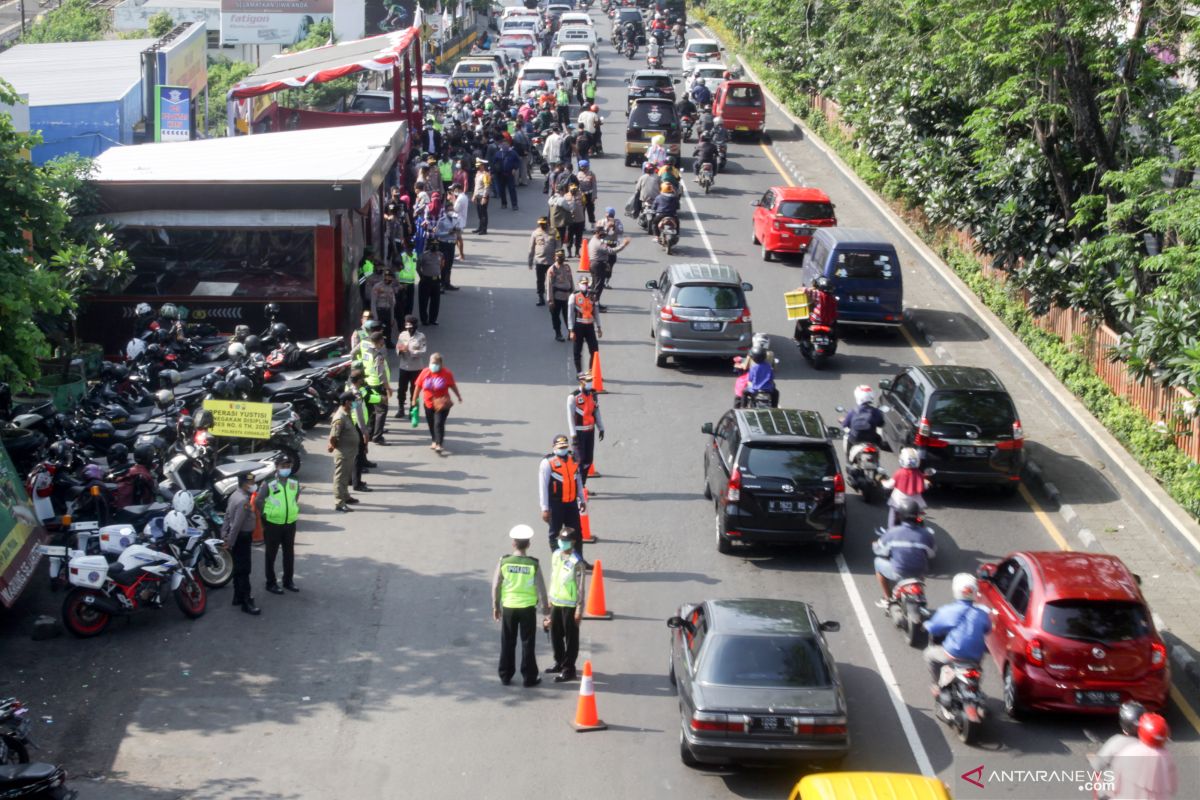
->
690, 42, 719, 54
725, 85, 762, 106
672, 284, 744, 309
833, 250, 896, 281
498, 35, 533, 45
521, 70, 557, 82
778, 201, 834, 220
627, 103, 678, 131
743, 445, 835, 482
350, 95, 390, 113
633, 75, 672, 88
928, 391, 1015, 438
704, 634, 831, 688
1042, 601, 1150, 643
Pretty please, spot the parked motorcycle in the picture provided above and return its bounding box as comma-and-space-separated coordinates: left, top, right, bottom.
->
0, 701, 72, 798
696, 161, 714, 194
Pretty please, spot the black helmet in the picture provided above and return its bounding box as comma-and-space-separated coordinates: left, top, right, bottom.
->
233, 324, 251, 341
112, 363, 129, 381
270, 322, 291, 341
1118, 701, 1146, 736
749, 347, 766, 364
133, 442, 157, 467
264, 302, 281, 319
106, 443, 130, 467
90, 418, 116, 439
894, 496, 922, 523
244, 335, 262, 354
158, 369, 181, 387
699, 131, 710, 142
145, 343, 162, 359
194, 409, 214, 429
211, 380, 230, 399
154, 328, 174, 344
176, 415, 196, 437
47, 440, 73, 464
814, 275, 833, 292
363, 320, 383, 334
232, 375, 253, 395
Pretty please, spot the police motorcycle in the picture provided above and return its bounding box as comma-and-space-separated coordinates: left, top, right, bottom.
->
0, 699, 73, 799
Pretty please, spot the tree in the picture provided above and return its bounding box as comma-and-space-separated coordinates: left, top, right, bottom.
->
148, 11, 175, 37
206, 57, 257, 135
21, 0, 109, 43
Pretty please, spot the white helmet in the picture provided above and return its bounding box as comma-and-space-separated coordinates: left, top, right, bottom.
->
714, 115, 723, 124
952, 573, 978, 602
227, 342, 247, 361
155, 389, 175, 408
164, 510, 189, 537
135, 302, 152, 316
898, 447, 920, 469
752, 332, 770, 351
125, 337, 147, 361
854, 384, 875, 407
171, 490, 195, 515
508, 524, 534, 541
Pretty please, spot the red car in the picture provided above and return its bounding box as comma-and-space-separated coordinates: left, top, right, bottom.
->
976, 551, 1169, 718
750, 187, 836, 261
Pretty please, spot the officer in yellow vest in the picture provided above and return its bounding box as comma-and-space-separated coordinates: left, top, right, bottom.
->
490, 524, 550, 687
254, 454, 301, 594
546, 527, 586, 683
394, 246, 418, 318
359, 327, 392, 445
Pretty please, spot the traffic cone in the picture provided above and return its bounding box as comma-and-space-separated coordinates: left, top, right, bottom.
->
590, 350, 605, 392
250, 495, 263, 545
583, 558, 613, 620
580, 488, 596, 543
570, 660, 607, 732
588, 462, 597, 477
579, 238, 591, 273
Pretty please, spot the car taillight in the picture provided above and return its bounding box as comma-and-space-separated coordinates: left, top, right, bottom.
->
793, 716, 847, 735
725, 468, 741, 503
690, 711, 747, 733
1151, 641, 1167, 670
997, 420, 1025, 450
832, 472, 845, 505
733, 307, 752, 324
962, 668, 982, 680
1026, 637, 1045, 667
660, 306, 683, 322
914, 417, 947, 448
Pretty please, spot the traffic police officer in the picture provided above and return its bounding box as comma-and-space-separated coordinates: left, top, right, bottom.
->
490, 524, 550, 687
567, 276, 602, 374
359, 327, 392, 444
546, 527, 586, 683
566, 371, 605, 483
538, 434, 588, 566
256, 454, 301, 594
221, 472, 260, 615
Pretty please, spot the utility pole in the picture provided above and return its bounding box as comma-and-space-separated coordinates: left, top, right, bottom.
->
19, 0, 26, 35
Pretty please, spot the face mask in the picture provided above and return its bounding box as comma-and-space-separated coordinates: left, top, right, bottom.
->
554, 448, 569, 458
558, 538, 574, 551
278, 468, 292, 478
583, 382, 593, 391
430, 363, 442, 373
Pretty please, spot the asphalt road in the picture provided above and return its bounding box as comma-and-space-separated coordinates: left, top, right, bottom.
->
0, 6, 1197, 799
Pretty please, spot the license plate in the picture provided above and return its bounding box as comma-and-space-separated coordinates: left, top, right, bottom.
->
753, 716, 786, 730
736, 125, 749, 131
691, 321, 722, 331
1076, 690, 1121, 707
953, 445, 992, 458
645, 130, 664, 138
812, 337, 830, 346
767, 500, 806, 514
848, 295, 878, 304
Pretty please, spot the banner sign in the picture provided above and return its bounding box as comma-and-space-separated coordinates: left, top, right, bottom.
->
155, 85, 192, 143
156, 21, 208, 97
203, 399, 274, 439
220, 0, 334, 45
0, 446, 45, 608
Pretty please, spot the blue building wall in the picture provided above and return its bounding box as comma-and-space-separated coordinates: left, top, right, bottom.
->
30, 83, 141, 165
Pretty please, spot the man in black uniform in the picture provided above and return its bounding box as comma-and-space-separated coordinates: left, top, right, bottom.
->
490, 524, 550, 687
221, 472, 261, 615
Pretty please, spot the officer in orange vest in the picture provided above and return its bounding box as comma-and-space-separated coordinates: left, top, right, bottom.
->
538, 434, 589, 566
567, 276, 602, 374
566, 371, 605, 484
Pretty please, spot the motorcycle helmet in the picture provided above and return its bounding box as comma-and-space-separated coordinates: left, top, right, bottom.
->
155, 389, 175, 408
265, 302, 281, 319
135, 302, 153, 318
363, 320, 383, 335
171, 489, 195, 515
751, 332, 771, 352
90, 418, 116, 440
643, 161, 656, 173
526, 98, 536, 107
133, 442, 157, 467
898, 447, 920, 469
176, 415, 196, 439
695, 78, 705, 88
951, 573, 978, 602
82, 463, 106, 482
244, 335, 262, 354
749, 347, 766, 364
47, 440, 73, 464
853, 384, 875, 407
112, 363, 129, 381
894, 495, 921, 523
699, 131, 710, 142
126, 337, 147, 361
814, 275, 833, 292
159, 303, 179, 320
194, 409, 214, 429
538, 79, 548, 89
714, 115, 723, 126
1137, 713, 1169, 747
145, 343, 162, 361
270, 322, 291, 342
232, 375, 254, 395
227, 342, 247, 361
660, 182, 675, 193
578, 159, 590, 169
211, 380, 231, 399
1117, 701, 1146, 736
154, 328, 174, 345
164, 510, 189, 538
158, 369, 181, 387
106, 443, 130, 467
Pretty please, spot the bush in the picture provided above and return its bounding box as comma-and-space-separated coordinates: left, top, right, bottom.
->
22, 0, 109, 43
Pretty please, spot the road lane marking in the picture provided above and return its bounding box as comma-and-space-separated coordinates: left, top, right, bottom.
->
1017, 484, 1072, 552
1170, 684, 1200, 732
759, 142, 796, 187
678, 181, 719, 264
899, 325, 933, 366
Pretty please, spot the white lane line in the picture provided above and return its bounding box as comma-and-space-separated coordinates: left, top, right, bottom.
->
679, 181, 719, 264
835, 553, 936, 777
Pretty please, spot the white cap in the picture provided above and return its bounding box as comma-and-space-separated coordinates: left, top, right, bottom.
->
508, 524, 535, 541
952, 573, 978, 602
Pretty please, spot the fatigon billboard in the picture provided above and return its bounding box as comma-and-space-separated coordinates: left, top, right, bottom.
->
156, 86, 192, 142
220, 0, 334, 45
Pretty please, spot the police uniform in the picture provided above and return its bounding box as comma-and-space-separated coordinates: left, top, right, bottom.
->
490, 527, 549, 686
547, 530, 587, 681
567, 376, 604, 483
221, 481, 259, 613
359, 337, 392, 443
256, 475, 300, 592
538, 436, 586, 556
567, 283, 601, 374
395, 250, 418, 317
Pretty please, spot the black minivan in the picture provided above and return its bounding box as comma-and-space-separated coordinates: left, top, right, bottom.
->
625, 98, 681, 166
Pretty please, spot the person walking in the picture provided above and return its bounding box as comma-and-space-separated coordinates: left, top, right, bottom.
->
257, 454, 301, 595
568, 275, 602, 374
394, 315, 427, 417
548, 185, 572, 244
543, 125, 565, 172
471, 159, 491, 235
491, 524, 550, 687
555, 82, 571, 128
345, 369, 373, 493
546, 250, 574, 342
566, 187, 586, 258
567, 371, 605, 483
417, 241, 443, 326
586, 225, 630, 311
451, 185, 469, 260
411, 352, 463, 453
498, 141, 521, 211
369, 269, 399, 346
328, 391, 360, 513
546, 527, 586, 682
538, 434, 588, 564
221, 472, 261, 615
360, 327, 392, 445
433, 206, 460, 292
528, 217, 557, 307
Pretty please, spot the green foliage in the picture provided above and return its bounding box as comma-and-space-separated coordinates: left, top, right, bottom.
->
148, 11, 175, 37
290, 18, 334, 53
21, 0, 109, 43
205, 57, 257, 135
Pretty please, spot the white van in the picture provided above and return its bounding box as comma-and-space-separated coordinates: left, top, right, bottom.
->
555, 26, 598, 48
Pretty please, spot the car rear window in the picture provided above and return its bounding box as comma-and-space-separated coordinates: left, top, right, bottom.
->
704, 635, 831, 687
833, 250, 896, 280
928, 391, 1016, 438
499, 35, 533, 46
618, 10, 642, 22
690, 42, 719, 55
627, 102, 678, 131
743, 445, 835, 482
725, 85, 762, 106
350, 95, 390, 113
521, 70, 557, 82
633, 75, 673, 89
778, 201, 834, 220
672, 284, 744, 309
1041, 601, 1150, 643
560, 51, 587, 62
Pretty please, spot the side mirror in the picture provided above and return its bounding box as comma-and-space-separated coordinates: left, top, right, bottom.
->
923, 468, 937, 477
645, 279, 659, 290
701, 422, 714, 435
667, 616, 684, 629
1133, 573, 1142, 585
826, 425, 843, 440
878, 379, 892, 391
976, 563, 997, 581
819, 620, 840, 633
741, 282, 753, 291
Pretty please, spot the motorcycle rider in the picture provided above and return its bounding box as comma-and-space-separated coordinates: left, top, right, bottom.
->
744, 347, 779, 407
621, 20, 638, 53
882, 447, 928, 527
1091, 701, 1146, 780
923, 573, 992, 690
872, 496, 935, 606
647, 37, 662, 67
692, 131, 719, 177
674, 93, 698, 127
795, 275, 839, 346
840, 384, 885, 459
690, 78, 712, 108
1108, 714, 1178, 800
632, 161, 660, 218
647, 181, 681, 241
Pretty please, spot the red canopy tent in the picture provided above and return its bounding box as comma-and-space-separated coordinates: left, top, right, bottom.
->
226, 27, 426, 135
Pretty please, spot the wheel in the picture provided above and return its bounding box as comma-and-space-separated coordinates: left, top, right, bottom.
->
175, 573, 208, 619
655, 348, 668, 368
679, 727, 701, 767
62, 589, 111, 638
905, 614, 921, 647
0, 737, 29, 764
703, 182, 710, 195
715, 511, 732, 554
668, 654, 677, 688
703, 473, 712, 500
998, 482, 1020, 497
665, 241, 673, 255
196, 544, 233, 588
1003, 664, 1025, 719
752, 230, 759, 244
761, 243, 773, 262
957, 712, 979, 745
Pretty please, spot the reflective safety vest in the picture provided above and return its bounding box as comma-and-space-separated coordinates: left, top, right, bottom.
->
584, 80, 596, 100
572, 390, 597, 430
361, 259, 376, 278
549, 550, 580, 607
573, 293, 594, 324
499, 554, 539, 608
556, 87, 569, 106
359, 342, 389, 401
262, 478, 299, 525
438, 160, 454, 182
397, 252, 418, 284
547, 455, 578, 504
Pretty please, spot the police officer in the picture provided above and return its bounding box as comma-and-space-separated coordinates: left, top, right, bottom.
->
221, 472, 260, 615
345, 368, 373, 492
491, 524, 550, 687
528, 217, 557, 307
394, 247, 418, 318
328, 391, 360, 512
359, 327, 392, 445
567, 371, 604, 483
546, 527, 586, 683
567, 276, 602, 374
256, 454, 301, 594
545, 250, 574, 342
538, 434, 589, 567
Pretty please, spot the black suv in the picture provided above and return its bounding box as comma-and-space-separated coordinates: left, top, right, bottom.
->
625, 69, 678, 111
701, 409, 845, 554
877, 365, 1024, 490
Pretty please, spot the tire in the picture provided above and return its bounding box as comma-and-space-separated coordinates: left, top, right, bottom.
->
679, 727, 701, 767
703, 474, 712, 500
761, 243, 772, 262
821, 538, 844, 555
1003, 664, 1025, 719
715, 511, 732, 554
62, 589, 111, 638
655, 349, 668, 368
175, 573, 208, 619
665, 240, 673, 255
905, 613, 921, 647
703, 182, 710, 195
998, 482, 1020, 497
0, 736, 29, 764
197, 543, 234, 588
958, 712, 979, 745
668, 654, 677, 688
297, 404, 320, 430
752, 230, 759, 244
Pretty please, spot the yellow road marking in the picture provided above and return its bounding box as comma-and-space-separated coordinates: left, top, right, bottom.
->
898, 325, 933, 367
1170, 684, 1200, 733
1017, 484, 1072, 551
759, 142, 795, 187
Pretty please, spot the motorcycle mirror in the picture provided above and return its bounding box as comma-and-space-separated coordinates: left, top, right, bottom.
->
826, 425, 842, 439
700, 422, 714, 435
835, 405, 845, 413
819, 620, 840, 633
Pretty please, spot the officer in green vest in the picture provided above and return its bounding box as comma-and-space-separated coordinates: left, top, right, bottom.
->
255, 454, 301, 594
393, 246, 418, 318
491, 524, 550, 687
437, 155, 454, 187
546, 527, 587, 683
357, 250, 378, 306
555, 84, 571, 127
359, 327, 392, 445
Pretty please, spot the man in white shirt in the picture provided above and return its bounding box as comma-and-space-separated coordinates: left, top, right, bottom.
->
577, 105, 599, 135
451, 186, 469, 260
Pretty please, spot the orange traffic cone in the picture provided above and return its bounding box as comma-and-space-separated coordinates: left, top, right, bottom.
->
580, 488, 596, 543
590, 351, 605, 392
570, 660, 607, 732
588, 461, 597, 477
578, 238, 591, 273
250, 494, 264, 545
583, 558, 612, 620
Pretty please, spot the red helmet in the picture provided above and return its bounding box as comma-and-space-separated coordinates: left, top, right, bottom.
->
1138, 713, 1169, 747
590, 104, 599, 112
538, 79, 548, 89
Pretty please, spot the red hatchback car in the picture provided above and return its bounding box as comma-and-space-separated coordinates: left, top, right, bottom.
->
976, 552, 1169, 718
751, 187, 836, 262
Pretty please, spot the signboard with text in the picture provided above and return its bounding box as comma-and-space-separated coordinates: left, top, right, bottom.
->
156, 21, 208, 97
220, 0, 334, 45
155, 85, 192, 143
0, 445, 45, 608
203, 399, 274, 439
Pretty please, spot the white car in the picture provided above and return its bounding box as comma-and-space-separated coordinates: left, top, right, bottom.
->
501, 6, 539, 21
681, 38, 723, 71
501, 16, 543, 37
685, 63, 731, 94
555, 26, 598, 48
553, 44, 598, 81
495, 30, 540, 63
512, 56, 574, 101
558, 11, 594, 29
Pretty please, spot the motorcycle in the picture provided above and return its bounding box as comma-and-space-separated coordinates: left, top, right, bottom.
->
796, 322, 838, 368
681, 114, 695, 142
696, 161, 714, 194
931, 653, 987, 745
673, 24, 686, 50
835, 410, 889, 502
624, 40, 637, 59
655, 216, 680, 254
646, 53, 663, 69
0, 703, 72, 798
716, 140, 728, 171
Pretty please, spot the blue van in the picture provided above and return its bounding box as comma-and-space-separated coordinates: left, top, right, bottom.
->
800, 228, 903, 327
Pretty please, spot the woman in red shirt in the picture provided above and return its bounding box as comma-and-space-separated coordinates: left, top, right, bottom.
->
410, 353, 464, 453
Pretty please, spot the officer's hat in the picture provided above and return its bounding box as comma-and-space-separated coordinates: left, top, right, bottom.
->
557, 527, 576, 540
509, 524, 534, 541
552, 434, 570, 447
538, 216, 550, 226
